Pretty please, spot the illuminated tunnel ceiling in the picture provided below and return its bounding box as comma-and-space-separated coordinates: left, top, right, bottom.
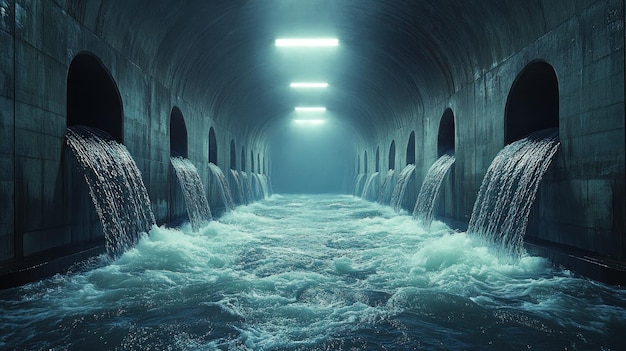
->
67, 0, 550, 139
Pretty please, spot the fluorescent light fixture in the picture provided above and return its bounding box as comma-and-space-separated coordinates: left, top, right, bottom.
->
290, 82, 329, 88
295, 107, 326, 112
294, 119, 325, 125
275, 38, 339, 47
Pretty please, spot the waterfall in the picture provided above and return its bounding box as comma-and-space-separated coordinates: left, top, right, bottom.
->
240, 171, 254, 203
353, 173, 366, 197
65, 126, 155, 256
360, 172, 380, 201
257, 174, 272, 199
390, 164, 416, 212
413, 152, 456, 227
208, 163, 235, 211
170, 157, 212, 231
229, 169, 246, 204
377, 169, 396, 204
467, 129, 560, 258
250, 173, 265, 200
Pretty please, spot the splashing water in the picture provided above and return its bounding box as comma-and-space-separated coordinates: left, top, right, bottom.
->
171, 157, 212, 230
390, 164, 416, 212
65, 126, 155, 256
361, 172, 380, 201
208, 163, 235, 211
240, 171, 254, 203
257, 174, 272, 198
377, 169, 396, 204
353, 173, 367, 196
467, 129, 560, 258
229, 169, 247, 204
413, 153, 455, 227
1, 194, 624, 350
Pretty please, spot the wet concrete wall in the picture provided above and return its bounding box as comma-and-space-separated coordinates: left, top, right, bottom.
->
0, 0, 270, 283
360, 1, 625, 269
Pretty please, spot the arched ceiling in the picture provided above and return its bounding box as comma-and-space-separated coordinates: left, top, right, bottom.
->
66, 0, 548, 140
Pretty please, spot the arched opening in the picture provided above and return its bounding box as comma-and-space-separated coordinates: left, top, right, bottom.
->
250, 150, 254, 173
364, 151, 368, 173
169, 107, 187, 158
208, 127, 218, 165
230, 140, 237, 169
241, 147, 246, 171
438, 108, 455, 157
406, 131, 416, 165
505, 61, 559, 144
375, 147, 380, 172
67, 52, 123, 142
257, 154, 261, 173
388, 140, 396, 170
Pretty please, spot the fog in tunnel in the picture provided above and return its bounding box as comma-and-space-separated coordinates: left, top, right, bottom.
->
269, 114, 355, 194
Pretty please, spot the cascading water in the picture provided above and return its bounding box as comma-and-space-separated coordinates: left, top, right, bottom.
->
413, 152, 455, 227
229, 169, 247, 204
170, 157, 213, 231
250, 173, 264, 200
360, 172, 380, 201
390, 164, 416, 212
353, 173, 366, 197
208, 163, 235, 211
240, 171, 254, 203
65, 126, 155, 256
377, 169, 396, 204
467, 129, 560, 258
257, 174, 272, 199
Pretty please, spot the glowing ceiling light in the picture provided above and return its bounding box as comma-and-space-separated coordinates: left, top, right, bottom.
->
275, 38, 339, 47
290, 82, 329, 88
294, 119, 325, 125
295, 107, 326, 112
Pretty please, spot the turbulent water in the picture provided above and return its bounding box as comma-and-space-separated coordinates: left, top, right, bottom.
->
1, 194, 625, 350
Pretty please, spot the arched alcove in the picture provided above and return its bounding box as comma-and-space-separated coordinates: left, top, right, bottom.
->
364, 151, 368, 173
241, 147, 246, 171
169, 107, 187, 158
67, 52, 123, 142
230, 140, 237, 169
438, 108, 455, 156
505, 61, 559, 144
257, 154, 261, 173
406, 131, 416, 165
388, 140, 396, 170
375, 147, 380, 172
208, 127, 218, 165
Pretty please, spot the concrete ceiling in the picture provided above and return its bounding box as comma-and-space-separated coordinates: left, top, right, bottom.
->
66, 0, 550, 139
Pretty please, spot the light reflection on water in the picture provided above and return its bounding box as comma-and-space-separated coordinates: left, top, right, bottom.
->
1, 194, 625, 350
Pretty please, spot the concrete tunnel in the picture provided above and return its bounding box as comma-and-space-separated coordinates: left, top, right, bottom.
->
0, 0, 624, 287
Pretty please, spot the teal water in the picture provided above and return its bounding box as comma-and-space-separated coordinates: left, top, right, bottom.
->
1, 194, 625, 350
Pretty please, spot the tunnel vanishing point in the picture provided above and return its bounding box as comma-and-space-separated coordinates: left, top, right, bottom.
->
0, 0, 624, 287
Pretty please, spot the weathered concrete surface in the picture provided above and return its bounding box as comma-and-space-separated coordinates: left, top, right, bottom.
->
0, 0, 624, 285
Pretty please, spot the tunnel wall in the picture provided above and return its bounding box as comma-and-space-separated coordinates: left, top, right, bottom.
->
0, 0, 270, 282
361, 0, 625, 264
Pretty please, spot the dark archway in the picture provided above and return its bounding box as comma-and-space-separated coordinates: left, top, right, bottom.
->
257, 154, 261, 173
505, 61, 559, 144
241, 147, 246, 171
438, 108, 455, 157
208, 127, 218, 165
364, 151, 368, 173
250, 150, 255, 173
388, 140, 396, 170
230, 140, 237, 169
169, 106, 187, 158
406, 131, 416, 165
375, 147, 380, 172
67, 52, 123, 142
